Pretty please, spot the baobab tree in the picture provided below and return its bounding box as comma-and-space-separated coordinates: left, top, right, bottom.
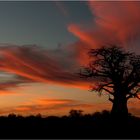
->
80, 45, 140, 118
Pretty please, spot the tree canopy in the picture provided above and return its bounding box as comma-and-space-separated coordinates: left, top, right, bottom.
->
80, 45, 140, 117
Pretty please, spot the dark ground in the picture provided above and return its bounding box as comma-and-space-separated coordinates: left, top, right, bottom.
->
0, 110, 139, 139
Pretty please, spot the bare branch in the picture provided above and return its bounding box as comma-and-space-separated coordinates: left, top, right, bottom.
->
101, 82, 114, 88
134, 88, 140, 94
109, 96, 114, 103
128, 81, 139, 91
127, 89, 140, 100
126, 94, 133, 100
131, 92, 140, 99
99, 87, 114, 95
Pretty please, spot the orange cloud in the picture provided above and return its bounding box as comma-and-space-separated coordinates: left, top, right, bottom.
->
36, 99, 74, 105
67, 1, 140, 66
15, 107, 31, 111
68, 24, 95, 46
0, 45, 93, 90
0, 97, 139, 117
0, 98, 111, 116
88, 1, 140, 46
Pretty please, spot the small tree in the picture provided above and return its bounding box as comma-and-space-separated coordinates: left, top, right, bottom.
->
79, 45, 140, 118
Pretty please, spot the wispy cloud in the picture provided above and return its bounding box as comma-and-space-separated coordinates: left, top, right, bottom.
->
0, 45, 92, 90
67, 1, 140, 66
0, 98, 111, 116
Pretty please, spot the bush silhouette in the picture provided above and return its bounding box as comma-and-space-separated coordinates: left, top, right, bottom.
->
69, 109, 83, 118
0, 110, 138, 138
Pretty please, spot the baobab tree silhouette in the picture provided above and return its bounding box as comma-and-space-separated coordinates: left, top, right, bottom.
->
79, 45, 140, 119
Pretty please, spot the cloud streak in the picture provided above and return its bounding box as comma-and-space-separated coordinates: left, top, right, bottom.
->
0, 45, 92, 90
0, 98, 111, 116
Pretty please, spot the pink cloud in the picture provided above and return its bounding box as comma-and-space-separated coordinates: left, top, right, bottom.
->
67, 1, 140, 66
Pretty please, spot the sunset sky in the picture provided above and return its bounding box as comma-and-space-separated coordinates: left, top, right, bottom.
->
0, 1, 140, 117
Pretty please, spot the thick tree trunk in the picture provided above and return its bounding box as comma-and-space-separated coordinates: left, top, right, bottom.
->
111, 93, 128, 120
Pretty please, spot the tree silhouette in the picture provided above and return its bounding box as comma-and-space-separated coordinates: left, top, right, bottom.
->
69, 109, 83, 118
79, 45, 140, 118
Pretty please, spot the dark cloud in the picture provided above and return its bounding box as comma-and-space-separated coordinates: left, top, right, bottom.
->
0, 44, 91, 90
